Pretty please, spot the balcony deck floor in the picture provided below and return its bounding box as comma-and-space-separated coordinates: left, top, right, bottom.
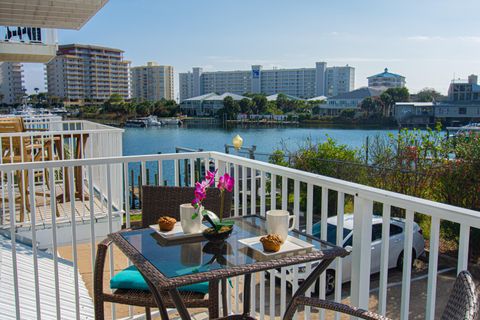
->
0, 182, 109, 230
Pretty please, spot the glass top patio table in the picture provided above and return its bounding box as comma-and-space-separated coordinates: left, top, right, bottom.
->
111, 215, 346, 287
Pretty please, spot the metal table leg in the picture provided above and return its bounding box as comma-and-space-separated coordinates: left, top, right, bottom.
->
282, 258, 335, 320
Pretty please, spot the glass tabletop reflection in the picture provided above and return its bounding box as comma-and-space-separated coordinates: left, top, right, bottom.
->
120, 215, 335, 279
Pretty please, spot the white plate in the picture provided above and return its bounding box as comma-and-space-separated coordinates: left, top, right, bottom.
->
238, 235, 315, 257
149, 222, 207, 240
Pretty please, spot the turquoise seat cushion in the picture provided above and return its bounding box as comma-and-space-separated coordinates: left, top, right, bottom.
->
110, 265, 209, 294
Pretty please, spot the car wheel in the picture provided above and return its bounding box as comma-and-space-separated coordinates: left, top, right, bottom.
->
325, 270, 335, 295
312, 270, 336, 296
396, 249, 416, 270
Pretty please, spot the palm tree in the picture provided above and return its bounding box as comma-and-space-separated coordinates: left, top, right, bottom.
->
360, 97, 376, 117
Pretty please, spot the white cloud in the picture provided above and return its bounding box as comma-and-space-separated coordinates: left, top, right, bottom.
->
457, 36, 480, 43
406, 35, 445, 41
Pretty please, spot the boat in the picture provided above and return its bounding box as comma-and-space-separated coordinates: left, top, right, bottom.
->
158, 117, 183, 125
125, 116, 163, 128
446, 122, 480, 139
125, 119, 147, 127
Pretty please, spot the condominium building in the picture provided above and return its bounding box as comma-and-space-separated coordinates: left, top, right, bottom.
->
0, 62, 25, 105
447, 75, 480, 102
46, 44, 130, 104
131, 62, 174, 101
179, 62, 355, 101
368, 68, 406, 89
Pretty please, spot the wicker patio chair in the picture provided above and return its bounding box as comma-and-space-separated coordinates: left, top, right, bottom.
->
94, 185, 232, 320
283, 270, 479, 320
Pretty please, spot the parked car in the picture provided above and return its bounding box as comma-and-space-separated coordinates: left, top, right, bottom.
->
270, 214, 425, 295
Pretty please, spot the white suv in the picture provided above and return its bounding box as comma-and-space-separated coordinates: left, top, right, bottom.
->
272, 214, 425, 295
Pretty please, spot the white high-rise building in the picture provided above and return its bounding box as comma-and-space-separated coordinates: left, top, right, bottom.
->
131, 62, 174, 101
0, 62, 25, 105
46, 44, 130, 105
179, 62, 355, 101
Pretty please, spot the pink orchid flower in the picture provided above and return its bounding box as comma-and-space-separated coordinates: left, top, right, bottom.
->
218, 173, 234, 192
205, 169, 217, 186
194, 181, 207, 201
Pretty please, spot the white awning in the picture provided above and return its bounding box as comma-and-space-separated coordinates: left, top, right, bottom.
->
0, 0, 109, 30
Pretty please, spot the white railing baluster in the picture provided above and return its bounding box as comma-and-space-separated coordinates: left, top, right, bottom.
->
350, 196, 373, 310
174, 160, 179, 186
293, 180, 300, 229
260, 271, 265, 320
269, 267, 275, 319
141, 161, 147, 187
242, 166, 247, 216
88, 165, 96, 285
334, 191, 345, 320
458, 223, 470, 273
304, 183, 314, 320
280, 176, 288, 317
49, 168, 61, 319
234, 164, 239, 216
204, 157, 209, 179
123, 163, 130, 228
270, 174, 276, 210
318, 187, 328, 320
400, 209, 414, 320
280, 267, 286, 317
425, 216, 440, 320
250, 272, 256, 318
157, 160, 163, 186
68, 167, 81, 320
251, 167, 256, 215
28, 170, 42, 319
281, 176, 288, 211
260, 171, 265, 216
378, 204, 391, 315
7, 171, 21, 319
106, 164, 116, 319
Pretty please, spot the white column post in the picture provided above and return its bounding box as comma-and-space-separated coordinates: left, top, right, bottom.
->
350, 196, 373, 309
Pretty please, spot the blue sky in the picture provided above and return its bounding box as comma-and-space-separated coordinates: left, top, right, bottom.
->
23, 0, 480, 97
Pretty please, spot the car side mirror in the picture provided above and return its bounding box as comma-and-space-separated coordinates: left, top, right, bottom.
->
344, 245, 353, 252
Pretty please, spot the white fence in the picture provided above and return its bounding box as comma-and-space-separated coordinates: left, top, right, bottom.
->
0, 151, 479, 319
0, 120, 124, 227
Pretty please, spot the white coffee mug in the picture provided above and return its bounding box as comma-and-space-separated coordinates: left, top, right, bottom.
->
266, 210, 295, 243
180, 203, 202, 234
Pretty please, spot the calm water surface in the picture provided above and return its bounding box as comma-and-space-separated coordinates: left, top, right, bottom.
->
123, 125, 399, 160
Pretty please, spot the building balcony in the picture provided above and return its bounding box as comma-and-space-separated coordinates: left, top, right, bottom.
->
0, 147, 478, 319
0, 26, 57, 63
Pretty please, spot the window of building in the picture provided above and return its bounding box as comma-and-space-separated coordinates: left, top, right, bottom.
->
459, 107, 467, 115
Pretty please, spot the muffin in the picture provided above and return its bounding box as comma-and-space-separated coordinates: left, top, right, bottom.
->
158, 216, 176, 231
260, 234, 283, 252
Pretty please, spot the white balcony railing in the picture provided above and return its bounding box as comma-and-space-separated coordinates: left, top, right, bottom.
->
0, 151, 479, 319
0, 120, 124, 231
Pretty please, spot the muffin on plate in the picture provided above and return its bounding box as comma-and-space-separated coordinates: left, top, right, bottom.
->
158, 216, 176, 231
260, 234, 283, 252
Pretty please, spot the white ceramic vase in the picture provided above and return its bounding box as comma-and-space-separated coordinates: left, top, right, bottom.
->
180, 203, 202, 234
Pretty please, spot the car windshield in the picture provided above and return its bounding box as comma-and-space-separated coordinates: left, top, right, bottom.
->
312, 222, 351, 245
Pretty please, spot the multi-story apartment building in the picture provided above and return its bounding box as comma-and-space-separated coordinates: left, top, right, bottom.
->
325, 65, 356, 96
367, 68, 406, 89
447, 75, 480, 102
131, 62, 174, 101
179, 62, 355, 101
0, 62, 25, 105
46, 44, 130, 104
